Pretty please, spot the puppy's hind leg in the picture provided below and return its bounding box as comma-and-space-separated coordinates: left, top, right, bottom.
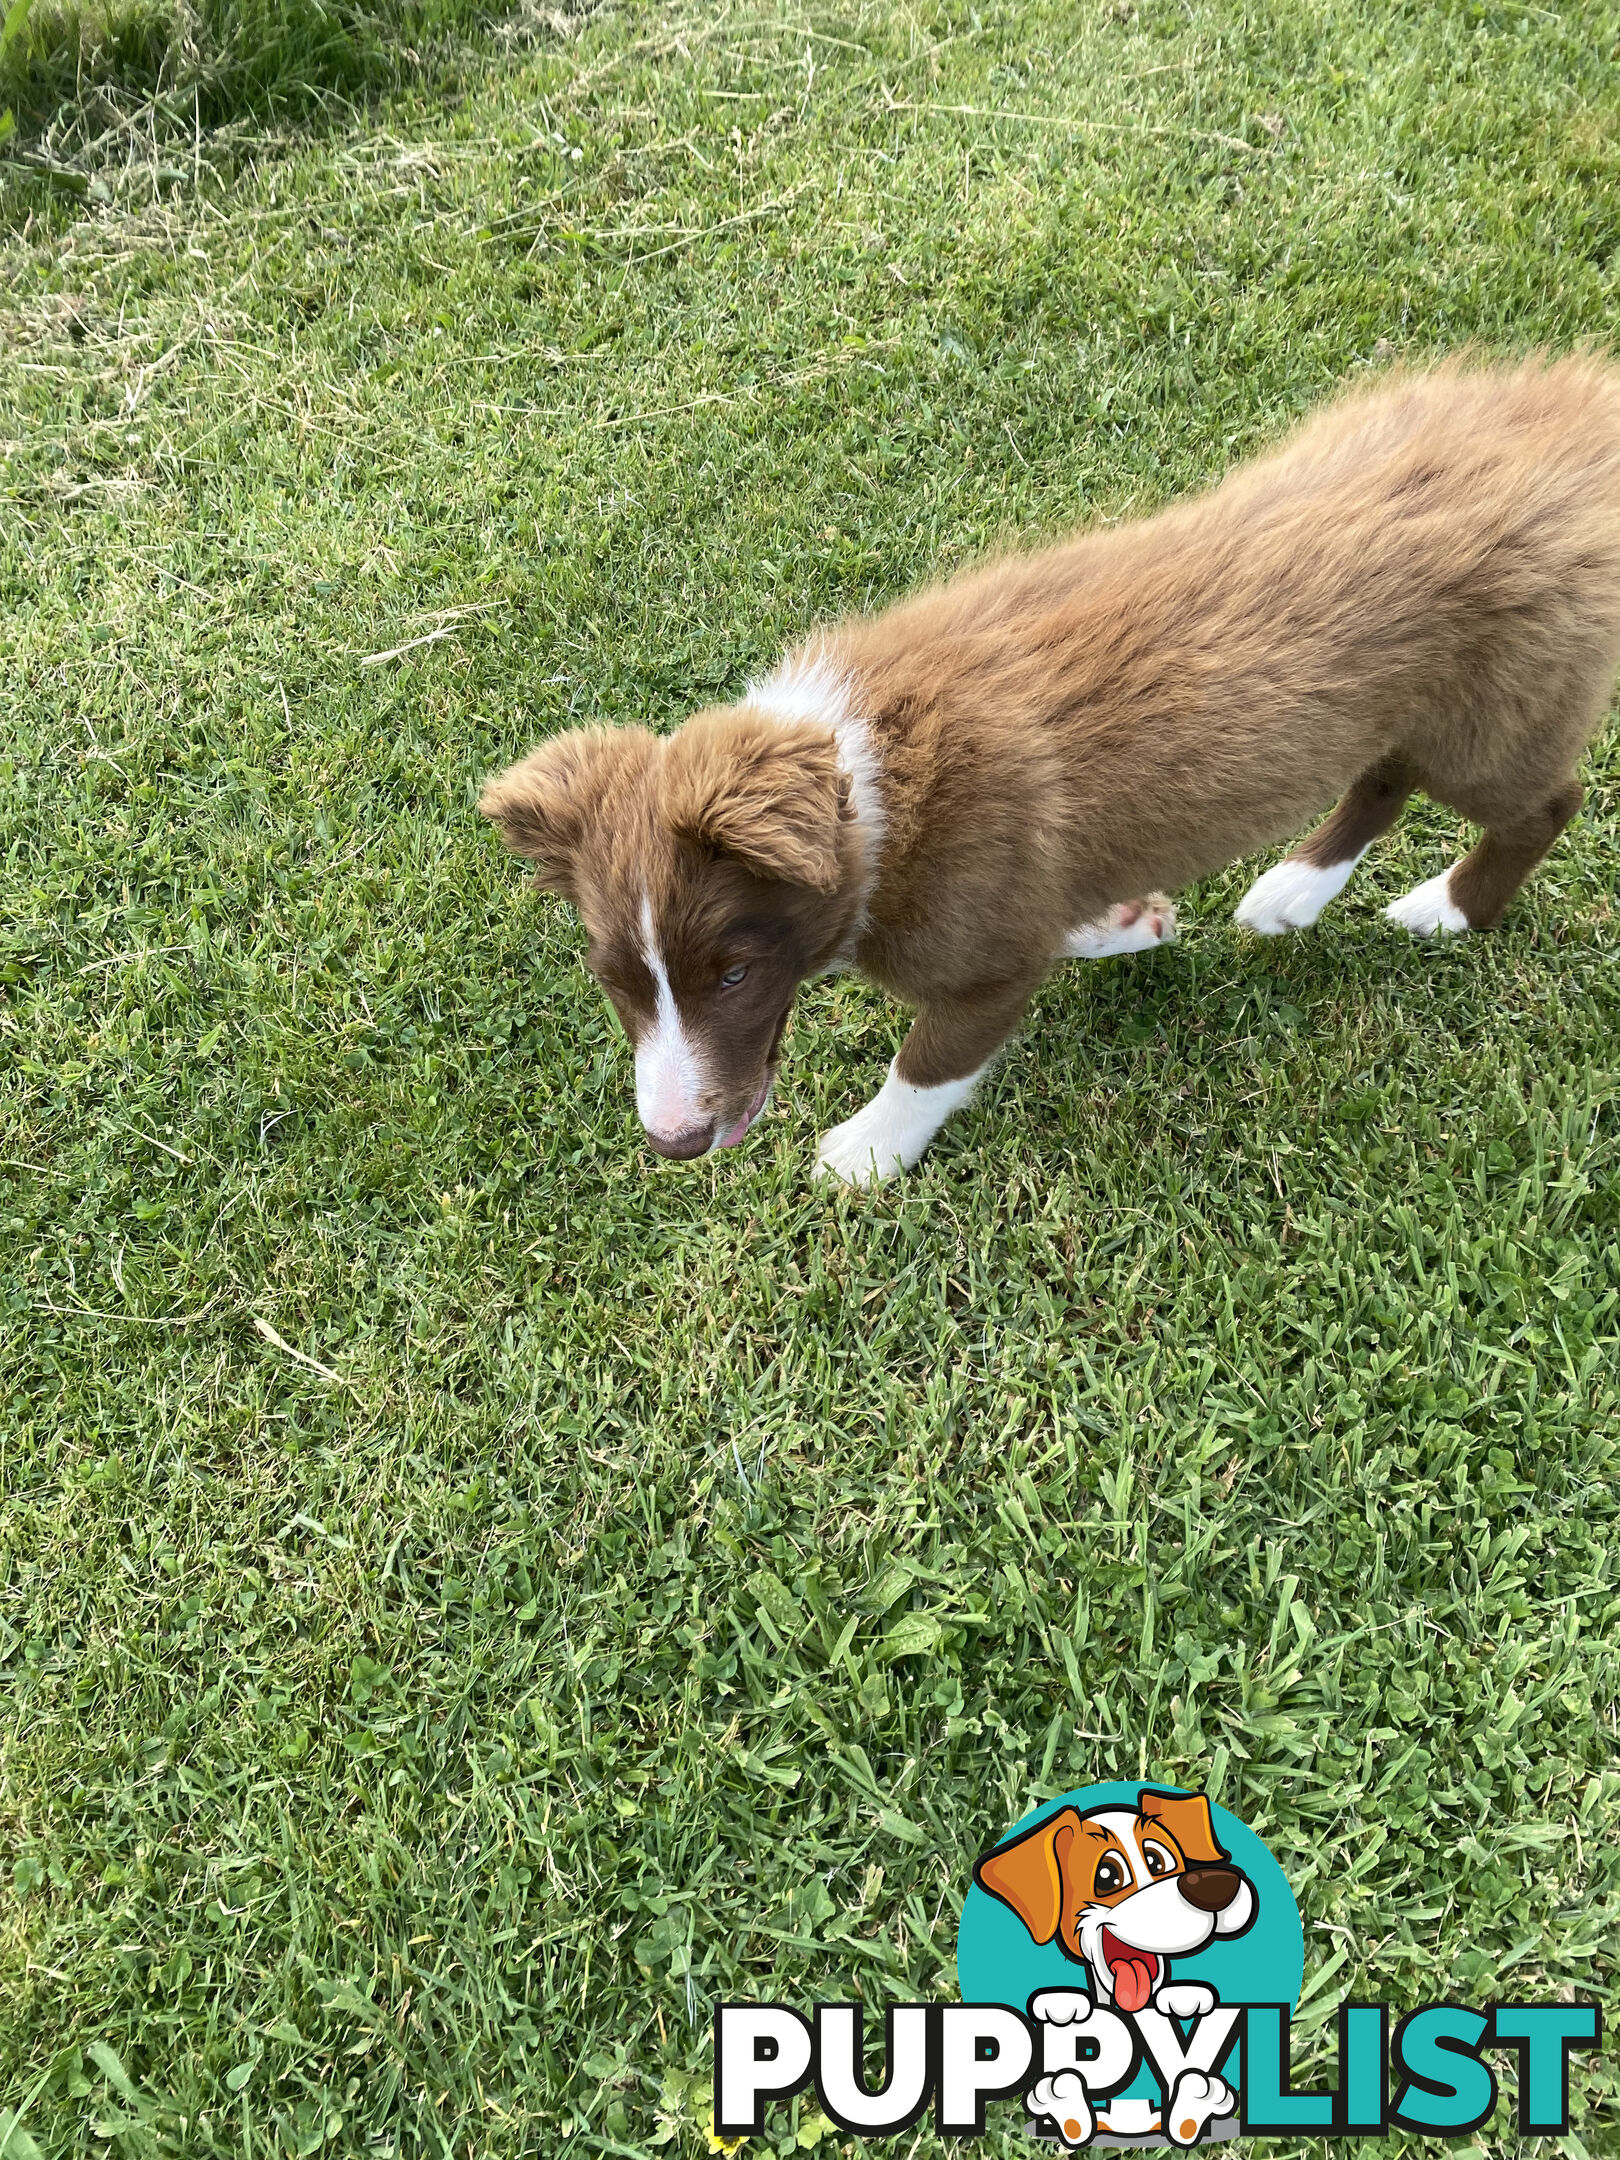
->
1237, 755, 1414, 934
1062, 894, 1178, 958
1387, 779, 1584, 934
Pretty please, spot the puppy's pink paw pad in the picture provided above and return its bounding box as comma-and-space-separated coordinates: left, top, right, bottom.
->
1063, 897, 1177, 958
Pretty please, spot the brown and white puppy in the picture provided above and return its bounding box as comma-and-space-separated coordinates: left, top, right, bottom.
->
481, 356, 1620, 1183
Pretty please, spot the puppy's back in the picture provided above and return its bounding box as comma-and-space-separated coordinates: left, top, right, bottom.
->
1213, 353, 1620, 610
845, 355, 1620, 688
835, 356, 1620, 909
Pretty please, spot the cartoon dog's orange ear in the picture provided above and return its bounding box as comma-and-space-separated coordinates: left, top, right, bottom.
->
973, 1809, 1082, 1946
661, 709, 852, 892
1139, 1789, 1228, 1867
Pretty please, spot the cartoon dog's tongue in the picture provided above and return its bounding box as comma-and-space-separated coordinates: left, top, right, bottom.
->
1102, 1928, 1160, 2013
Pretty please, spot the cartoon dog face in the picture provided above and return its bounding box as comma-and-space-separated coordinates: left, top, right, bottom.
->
973, 1788, 1255, 2014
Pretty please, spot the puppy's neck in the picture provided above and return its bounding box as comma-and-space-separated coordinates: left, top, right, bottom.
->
742, 645, 886, 956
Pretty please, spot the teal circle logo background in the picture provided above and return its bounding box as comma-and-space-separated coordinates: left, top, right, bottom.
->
956, 1782, 1304, 2106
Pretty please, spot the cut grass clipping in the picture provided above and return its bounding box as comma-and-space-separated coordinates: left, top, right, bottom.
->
2, 1, 1620, 2155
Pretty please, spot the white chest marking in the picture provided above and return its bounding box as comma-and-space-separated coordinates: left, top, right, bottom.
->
633, 895, 707, 1138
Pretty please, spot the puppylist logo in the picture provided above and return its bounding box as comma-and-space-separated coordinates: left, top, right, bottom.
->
715, 1782, 1601, 2148
965, 1783, 1267, 2144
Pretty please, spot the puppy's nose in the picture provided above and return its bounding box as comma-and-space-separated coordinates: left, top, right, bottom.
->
645, 1121, 715, 1160
1179, 1866, 1241, 1913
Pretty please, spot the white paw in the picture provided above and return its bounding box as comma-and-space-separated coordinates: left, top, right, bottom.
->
813, 1059, 983, 1187
1165, 2068, 1236, 2146
1063, 896, 1178, 958
1156, 1982, 1217, 2020
1234, 853, 1360, 934
1029, 1990, 1098, 2028
814, 1110, 904, 1187
1385, 868, 1468, 936
1026, 2071, 1093, 2148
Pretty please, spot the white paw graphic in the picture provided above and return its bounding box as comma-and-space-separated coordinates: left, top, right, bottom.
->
1063, 895, 1178, 958
1029, 1990, 1098, 2027
1156, 1982, 1218, 2020
1026, 2070, 1094, 2148
1234, 854, 1358, 934
1165, 2068, 1236, 2146
1385, 868, 1468, 936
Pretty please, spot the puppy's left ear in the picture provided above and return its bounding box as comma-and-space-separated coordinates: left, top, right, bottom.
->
973, 1808, 1083, 1947
1138, 1789, 1229, 1867
661, 709, 852, 891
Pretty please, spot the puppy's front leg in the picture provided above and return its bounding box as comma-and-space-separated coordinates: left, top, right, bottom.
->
813, 1060, 981, 1188
815, 977, 1038, 1187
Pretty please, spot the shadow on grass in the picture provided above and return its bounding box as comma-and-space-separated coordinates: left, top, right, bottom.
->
0, 0, 579, 233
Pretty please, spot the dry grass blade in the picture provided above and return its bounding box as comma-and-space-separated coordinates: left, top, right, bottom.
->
251, 1314, 348, 1385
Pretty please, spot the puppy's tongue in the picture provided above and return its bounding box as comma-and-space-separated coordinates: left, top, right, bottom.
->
716, 1076, 770, 1148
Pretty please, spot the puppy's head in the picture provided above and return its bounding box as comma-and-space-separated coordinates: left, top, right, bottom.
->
973, 1789, 1255, 2012
480, 707, 859, 1159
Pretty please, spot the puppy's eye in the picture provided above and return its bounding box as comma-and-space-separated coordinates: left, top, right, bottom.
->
719, 965, 749, 989
1094, 1856, 1126, 1897
1143, 1842, 1175, 1878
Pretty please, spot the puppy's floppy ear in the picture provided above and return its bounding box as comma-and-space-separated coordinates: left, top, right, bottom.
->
660, 708, 852, 891
478, 726, 656, 895
1138, 1789, 1228, 1867
973, 1808, 1082, 1947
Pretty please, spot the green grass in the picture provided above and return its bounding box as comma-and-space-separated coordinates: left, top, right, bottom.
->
0, 0, 505, 181
3, 0, 1620, 2153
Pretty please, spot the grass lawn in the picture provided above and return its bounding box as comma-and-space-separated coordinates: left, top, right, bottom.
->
4, 0, 1620, 2152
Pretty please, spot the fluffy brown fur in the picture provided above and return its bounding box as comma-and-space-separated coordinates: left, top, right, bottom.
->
482, 356, 1620, 1179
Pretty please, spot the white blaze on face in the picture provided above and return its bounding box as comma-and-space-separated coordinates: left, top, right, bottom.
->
634, 894, 708, 1141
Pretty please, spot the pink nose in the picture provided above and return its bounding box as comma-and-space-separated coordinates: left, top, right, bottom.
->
645, 1121, 714, 1160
